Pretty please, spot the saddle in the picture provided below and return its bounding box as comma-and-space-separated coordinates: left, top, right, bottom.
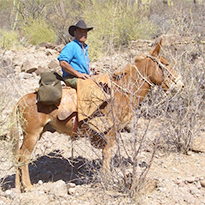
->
57, 87, 77, 121
57, 74, 112, 133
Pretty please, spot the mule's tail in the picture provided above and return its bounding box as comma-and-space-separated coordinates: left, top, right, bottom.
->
10, 104, 20, 159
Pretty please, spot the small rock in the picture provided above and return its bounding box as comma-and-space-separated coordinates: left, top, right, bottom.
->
196, 180, 202, 189
19, 72, 32, 79
200, 179, 205, 188
48, 59, 59, 70
192, 133, 205, 153
14, 65, 22, 73
38, 180, 43, 185
185, 177, 196, 184
5, 189, 15, 199
35, 66, 49, 75
157, 187, 166, 193
190, 187, 201, 196
21, 60, 33, 73
68, 187, 76, 195
45, 50, 52, 56
173, 179, 185, 187
49, 180, 68, 197
66, 182, 76, 189
26, 67, 37, 74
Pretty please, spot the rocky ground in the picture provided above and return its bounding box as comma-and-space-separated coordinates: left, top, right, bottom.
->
0, 35, 205, 205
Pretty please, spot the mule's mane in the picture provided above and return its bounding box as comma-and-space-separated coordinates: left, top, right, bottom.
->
112, 54, 149, 82
134, 54, 146, 63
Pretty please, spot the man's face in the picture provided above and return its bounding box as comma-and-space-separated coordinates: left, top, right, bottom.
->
74, 28, 88, 44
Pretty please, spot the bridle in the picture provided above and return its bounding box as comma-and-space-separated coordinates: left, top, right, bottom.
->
146, 55, 183, 104
146, 55, 182, 85
112, 54, 182, 96
133, 64, 154, 87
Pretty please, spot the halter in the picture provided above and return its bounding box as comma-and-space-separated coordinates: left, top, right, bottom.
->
112, 54, 181, 96
112, 56, 158, 95
146, 55, 182, 85
146, 55, 183, 105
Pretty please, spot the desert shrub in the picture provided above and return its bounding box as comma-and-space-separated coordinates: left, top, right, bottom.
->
153, 2, 205, 153
46, 0, 86, 44
163, 41, 205, 153
0, 29, 20, 49
83, 0, 159, 60
22, 18, 56, 45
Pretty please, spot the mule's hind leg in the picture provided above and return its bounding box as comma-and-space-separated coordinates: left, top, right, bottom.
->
15, 165, 21, 191
17, 130, 42, 191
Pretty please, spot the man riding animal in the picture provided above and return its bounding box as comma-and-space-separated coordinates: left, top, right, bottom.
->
58, 20, 93, 89
10, 39, 184, 192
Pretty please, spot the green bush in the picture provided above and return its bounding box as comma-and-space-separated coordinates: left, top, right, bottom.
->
22, 18, 56, 45
83, 0, 159, 60
0, 29, 19, 49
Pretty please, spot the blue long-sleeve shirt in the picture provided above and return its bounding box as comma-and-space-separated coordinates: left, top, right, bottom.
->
57, 39, 90, 77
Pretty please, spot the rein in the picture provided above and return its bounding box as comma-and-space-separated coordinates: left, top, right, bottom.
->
112, 81, 134, 95
112, 64, 154, 96
146, 55, 181, 84
133, 64, 154, 87
112, 56, 156, 95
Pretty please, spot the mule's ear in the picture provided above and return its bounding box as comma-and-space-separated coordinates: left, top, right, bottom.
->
150, 38, 162, 57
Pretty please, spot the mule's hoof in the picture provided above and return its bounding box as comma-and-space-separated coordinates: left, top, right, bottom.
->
22, 185, 34, 193
14, 186, 21, 194
26, 185, 34, 191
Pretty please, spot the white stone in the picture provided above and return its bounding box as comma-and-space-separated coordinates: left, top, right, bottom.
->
190, 187, 201, 196
66, 182, 76, 188
38, 180, 43, 185
5, 189, 15, 199
68, 187, 76, 195
49, 180, 68, 197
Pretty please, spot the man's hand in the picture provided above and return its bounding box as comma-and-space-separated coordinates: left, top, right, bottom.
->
78, 73, 90, 80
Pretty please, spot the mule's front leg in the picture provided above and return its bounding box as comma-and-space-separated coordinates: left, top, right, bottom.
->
102, 145, 112, 174
102, 128, 115, 174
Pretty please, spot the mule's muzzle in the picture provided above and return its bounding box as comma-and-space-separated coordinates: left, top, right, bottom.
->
168, 77, 184, 96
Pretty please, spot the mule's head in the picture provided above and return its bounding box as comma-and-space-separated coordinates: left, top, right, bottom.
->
135, 38, 184, 95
